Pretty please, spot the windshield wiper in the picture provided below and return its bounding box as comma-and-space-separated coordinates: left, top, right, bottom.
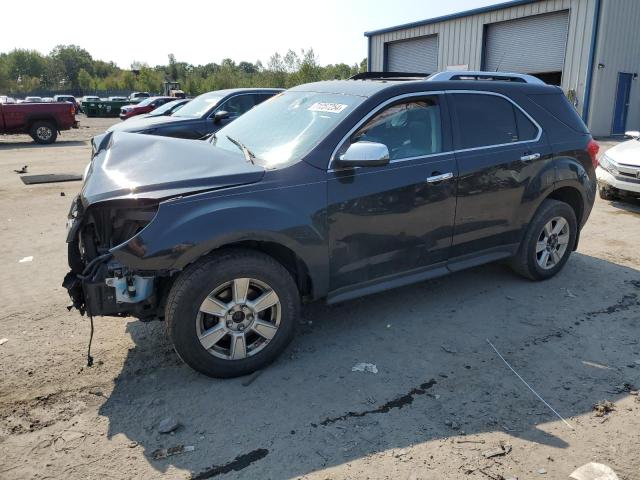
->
225, 135, 255, 164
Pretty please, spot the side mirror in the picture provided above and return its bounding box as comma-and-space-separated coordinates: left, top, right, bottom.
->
624, 130, 640, 139
213, 110, 230, 123
337, 142, 390, 167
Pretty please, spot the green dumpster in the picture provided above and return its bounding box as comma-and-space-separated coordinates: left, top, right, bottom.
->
82, 100, 132, 117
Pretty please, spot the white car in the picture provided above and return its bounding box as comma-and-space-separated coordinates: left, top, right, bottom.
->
597, 131, 640, 200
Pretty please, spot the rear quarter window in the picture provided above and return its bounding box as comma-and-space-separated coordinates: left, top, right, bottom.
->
527, 93, 589, 134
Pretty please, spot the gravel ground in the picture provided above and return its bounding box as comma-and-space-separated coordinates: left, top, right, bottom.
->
0, 118, 639, 480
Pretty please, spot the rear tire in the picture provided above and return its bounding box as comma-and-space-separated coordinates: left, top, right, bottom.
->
166, 249, 300, 378
510, 199, 577, 281
30, 121, 57, 144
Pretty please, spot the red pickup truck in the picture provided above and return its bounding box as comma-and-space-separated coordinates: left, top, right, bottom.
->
0, 102, 78, 144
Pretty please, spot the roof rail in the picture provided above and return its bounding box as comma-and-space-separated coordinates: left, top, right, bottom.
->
349, 71, 430, 81
426, 71, 545, 84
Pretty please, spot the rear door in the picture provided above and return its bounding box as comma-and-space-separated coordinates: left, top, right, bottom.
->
327, 93, 458, 292
448, 91, 553, 260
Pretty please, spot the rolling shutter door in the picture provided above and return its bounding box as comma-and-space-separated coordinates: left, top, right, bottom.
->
484, 10, 569, 73
386, 35, 438, 73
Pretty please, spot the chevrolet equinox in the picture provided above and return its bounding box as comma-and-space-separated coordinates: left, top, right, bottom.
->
64, 71, 599, 378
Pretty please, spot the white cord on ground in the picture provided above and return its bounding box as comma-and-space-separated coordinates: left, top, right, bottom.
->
486, 338, 574, 430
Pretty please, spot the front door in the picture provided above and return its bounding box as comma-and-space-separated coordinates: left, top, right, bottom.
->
327, 94, 457, 293
612, 73, 633, 135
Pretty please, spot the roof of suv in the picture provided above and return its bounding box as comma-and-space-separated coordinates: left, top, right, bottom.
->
290, 76, 560, 98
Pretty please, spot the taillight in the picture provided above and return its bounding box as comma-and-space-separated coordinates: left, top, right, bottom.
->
71, 104, 75, 116
587, 138, 600, 168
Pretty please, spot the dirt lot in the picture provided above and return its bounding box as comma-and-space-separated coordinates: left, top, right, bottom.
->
1, 117, 639, 480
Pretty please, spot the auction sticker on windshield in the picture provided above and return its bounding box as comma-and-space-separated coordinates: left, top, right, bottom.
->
308, 102, 348, 113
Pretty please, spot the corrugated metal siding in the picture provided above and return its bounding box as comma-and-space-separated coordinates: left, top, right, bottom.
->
387, 35, 438, 73
369, 0, 597, 118
588, 0, 640, 135
484, 10, 569, 73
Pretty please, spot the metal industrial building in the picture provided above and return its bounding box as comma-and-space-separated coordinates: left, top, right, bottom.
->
365, 0, 640, 136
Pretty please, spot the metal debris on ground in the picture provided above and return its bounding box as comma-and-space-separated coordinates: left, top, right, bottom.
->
352, 362, 378, 374
593, 400, 615, 417
151, 445, 195, 460
0, 338, 8, 346
482, 443, 512, 458
18, 256, 33, 263
20, 174, 82, 185
537, 468, 547, 474
570, 462, 619, 480
13, 165, 28, 174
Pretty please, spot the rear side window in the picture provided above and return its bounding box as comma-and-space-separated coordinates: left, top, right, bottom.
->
528, 93, 589, 134
450, 93, 538, 149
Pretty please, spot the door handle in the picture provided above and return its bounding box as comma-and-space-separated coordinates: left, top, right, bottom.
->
426, 172, 454, 183
520, 153, 541, 162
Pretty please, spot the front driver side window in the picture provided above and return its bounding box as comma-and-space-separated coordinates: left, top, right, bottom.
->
220, 95, 256, 118
344, 97, 442, 161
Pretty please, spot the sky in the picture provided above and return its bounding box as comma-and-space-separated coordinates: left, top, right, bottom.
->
1, 0, 505, 68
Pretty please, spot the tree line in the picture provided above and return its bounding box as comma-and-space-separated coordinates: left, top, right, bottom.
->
0, 45, 367, 96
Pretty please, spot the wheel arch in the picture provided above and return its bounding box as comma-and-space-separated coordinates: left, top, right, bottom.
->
213, 240, 315, 302
27, 115, 59, 131
546, 186, 584, 227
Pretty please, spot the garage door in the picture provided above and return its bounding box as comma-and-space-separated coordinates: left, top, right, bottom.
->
484, 10, 569, 74
386, 35, 438, 73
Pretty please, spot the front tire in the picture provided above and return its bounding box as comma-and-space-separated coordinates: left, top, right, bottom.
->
510, 199, 577, 281
166, 249, 300, 378
30, 121, 57, 144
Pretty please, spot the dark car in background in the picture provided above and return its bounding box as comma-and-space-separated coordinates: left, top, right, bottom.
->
65, 72, 598, 378
119, 96, 175, 120
107, 88, 282, 138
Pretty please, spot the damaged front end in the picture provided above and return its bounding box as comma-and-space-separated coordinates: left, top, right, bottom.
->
63, 196, 164, 319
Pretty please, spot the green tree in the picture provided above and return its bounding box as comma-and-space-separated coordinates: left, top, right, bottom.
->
5, 49, 46, 81
78, 68, 93, 91
50, 45, 94, 88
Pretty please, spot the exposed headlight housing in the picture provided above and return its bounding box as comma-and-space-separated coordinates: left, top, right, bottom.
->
598, 153, 619, 174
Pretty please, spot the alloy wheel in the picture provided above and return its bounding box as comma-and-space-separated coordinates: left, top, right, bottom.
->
37, 126, 52, 141
196, 278, 281, 360
536, 216, 570, 270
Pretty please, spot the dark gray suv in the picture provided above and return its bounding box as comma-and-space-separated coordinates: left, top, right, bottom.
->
64, 72, 598, 378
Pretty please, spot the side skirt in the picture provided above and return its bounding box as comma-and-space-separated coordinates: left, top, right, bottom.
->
326, 244, 519, 305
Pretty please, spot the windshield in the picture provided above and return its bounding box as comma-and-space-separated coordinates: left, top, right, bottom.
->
213, 91, 364, 167
173, 92, 222, 118
149, 99, 185, 116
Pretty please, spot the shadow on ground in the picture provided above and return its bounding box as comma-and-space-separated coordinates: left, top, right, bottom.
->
99, 252, 640, 479
0, 140, 87, 149
607, 196, 640, 215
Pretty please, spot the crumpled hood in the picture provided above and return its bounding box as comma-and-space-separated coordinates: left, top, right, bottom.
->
606, 139, 640, 167
107, 114, 193, 133
81, 132, 264, 207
